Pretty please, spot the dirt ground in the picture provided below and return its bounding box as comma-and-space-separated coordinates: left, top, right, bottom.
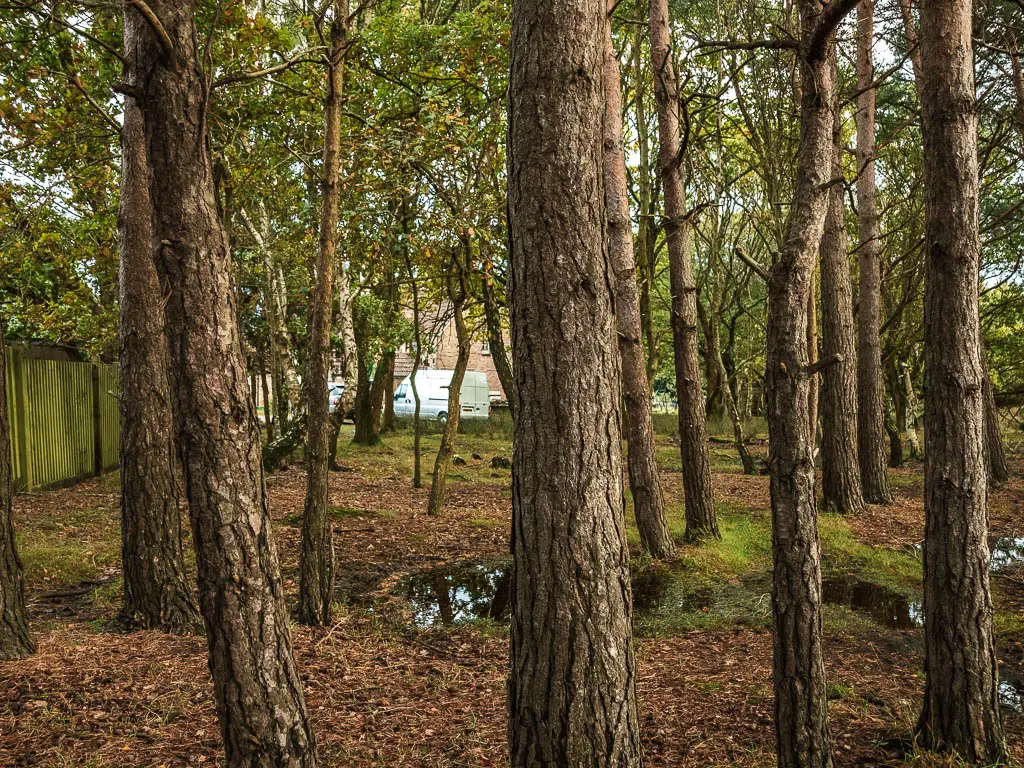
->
1, 427, 1022, 767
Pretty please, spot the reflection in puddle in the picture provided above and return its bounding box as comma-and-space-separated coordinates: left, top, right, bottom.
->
398, 562, 764, 628
822, 577, 923, 629
401, 562, 512, 627
990, 536, 1024, 574
999, 677, 1023, 713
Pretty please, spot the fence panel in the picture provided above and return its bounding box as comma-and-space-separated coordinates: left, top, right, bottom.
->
4, 349, 120, 491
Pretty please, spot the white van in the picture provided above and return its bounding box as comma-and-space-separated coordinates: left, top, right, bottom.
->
393, 370, 490, 422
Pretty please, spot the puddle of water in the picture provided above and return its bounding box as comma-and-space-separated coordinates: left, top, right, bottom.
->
398, 562, 764, 628
999, 677, 1023, 713
822, 577, 923, 629
911, 536, 1024, 575
401, 562, 512, 627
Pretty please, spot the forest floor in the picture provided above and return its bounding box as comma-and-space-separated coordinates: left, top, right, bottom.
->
2, 421, 1023, 767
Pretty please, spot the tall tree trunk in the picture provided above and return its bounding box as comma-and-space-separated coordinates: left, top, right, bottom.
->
241, 205, 298, 431
818, 111, 865, 515
854, 0, 893, 504
633, 16, 658, 387
766, 9, 847, 767
0, 334, 33, 660
427, 247, 470, 517
261, 350, 274, 442
299, 0, 347, 627
902, 362, 922, 459
916, 0, 1006, 758
367, 350, 392, 435
603, 10, 673, 559
351, 335, 378, 445
381, 357, 395, 432
507, 0, 642, 760
117, 94, 200, 633
403, 244, 425, 489
981, 341, 1009, 487
131, 0, 318, 763
480, 260, 515, 410
807, 270, 818, 447
649, 0, 718, 541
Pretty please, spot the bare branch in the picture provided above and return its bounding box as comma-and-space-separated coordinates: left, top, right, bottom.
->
127, 0, 174, 60
213, 48, 326, 88
735, 246, 770, 282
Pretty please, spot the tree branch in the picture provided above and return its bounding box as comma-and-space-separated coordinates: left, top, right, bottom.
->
697, 38, 799, 53
735, 246, 770, 282
807, 0, 861, 61
127, 0, 175, 60
213, 48, 326, 88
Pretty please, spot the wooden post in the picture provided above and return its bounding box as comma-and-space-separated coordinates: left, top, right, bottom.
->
9, 348, 31, 491
92, 363, 103, 477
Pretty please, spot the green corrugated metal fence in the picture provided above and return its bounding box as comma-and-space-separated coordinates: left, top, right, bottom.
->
4, 347, 120, 492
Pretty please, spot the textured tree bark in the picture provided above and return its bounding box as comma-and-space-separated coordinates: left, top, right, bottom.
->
818, 107, 865, 516
367, 349, 393, 435
507, 0, 642, 759
916, 0, 1006, 758
649, 0, 718, 541
603, 10, 673, 559
351, 307, 380, 447
0, 334, 33, 661
299, 0, 347, 627
854, 0, 893, 504
427, 249, 470, 517
117, 91, 200, 633
130, 0, 318, 763
902, 363, 923, 459
766, 6, 842, 766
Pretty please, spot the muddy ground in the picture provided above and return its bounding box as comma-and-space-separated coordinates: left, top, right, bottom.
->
1, 424, 1022, 767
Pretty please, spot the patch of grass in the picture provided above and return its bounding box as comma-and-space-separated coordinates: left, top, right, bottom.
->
828, 682, 855, 700
995, 611, 1024, 635
467, 517, 503, 529
668, 505, 772, 581
281, 506, 394, 528
819, 513, 922, 590
17, 505, 119, 585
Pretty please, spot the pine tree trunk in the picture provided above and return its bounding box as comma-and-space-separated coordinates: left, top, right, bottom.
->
480, 261, 515, 411
130, 1, 318, 763
351, 309, 380, 446
981, 345, 1009, 487
916, 0, 1006, 758
854, 0, 893, 504
0, 335, 33, 660
603, 10, 673, 559
117, 92, 200, 633
299, 0, 347, 627
766, 8, 843, 767
507, 0, 642, 759
649, 0, 718, 541
818, 110, 864, 515
427, 250, 470, 517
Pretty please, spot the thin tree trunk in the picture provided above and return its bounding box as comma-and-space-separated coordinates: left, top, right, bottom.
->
402, 243, 425, 489
241, 205, 298, 431
0, 333, 33, 660
916, 0, 1006, 757
131, 0, 317, 762
299, 0, 347, 627
603, 9, 673, 559
902, 363, 922, 459
807, 270, 818, 447
507, 0, 642, 756
117, 94, 200, 633
766, 9, 847, 767
427, 247, 470, 517
381, 357, 395, 432
649, 0, 718, 541
480, 261, 515, 410
351, 330, 378, 446
818, 111, 865, 515
633, 16, 658, 388
368, 350, 393, 436
981, 342, 1009, 487
855, 0, 893, 504
261, 349, 274, 442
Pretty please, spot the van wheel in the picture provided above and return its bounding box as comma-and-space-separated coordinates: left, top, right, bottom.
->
437, 412, 448, 425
